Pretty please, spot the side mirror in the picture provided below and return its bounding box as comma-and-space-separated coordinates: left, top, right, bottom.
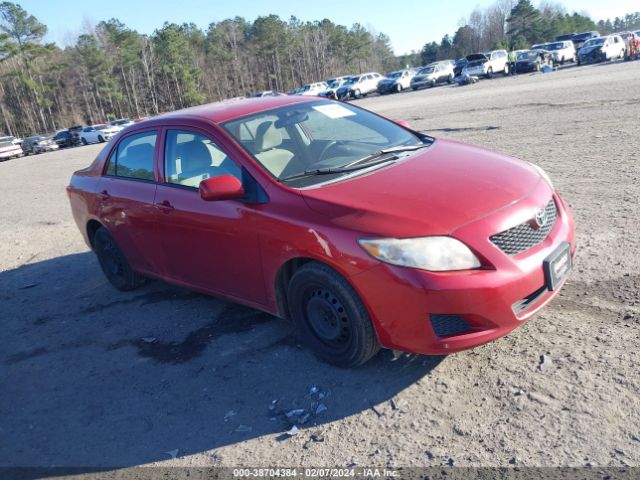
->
199, 174, 245, 201
396, 119, 411, 129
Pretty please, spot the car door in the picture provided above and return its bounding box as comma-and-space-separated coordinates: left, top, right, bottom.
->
97, 129, 162, 276
153, 127, 266, 305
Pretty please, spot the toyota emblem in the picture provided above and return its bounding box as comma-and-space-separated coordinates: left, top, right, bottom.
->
534, 208, 548, 228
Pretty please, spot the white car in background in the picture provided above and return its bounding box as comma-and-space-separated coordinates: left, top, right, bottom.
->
335, 72, 383, 99
0, 138, 24, 160
108, 118, 135, 131
377, 69, 415, 94
462, 49, 510, 78
410, 62, 455, 89
297, 82, 329, 96
318, 76, 351, 99
80, 124, 120, 145
533, 40, 576, 64
577, 35, 626, 64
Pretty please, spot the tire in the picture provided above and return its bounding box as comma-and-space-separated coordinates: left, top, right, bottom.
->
448, 74, 454, 84
503, 63, 510, 76
395, 83, 402, 93
94, 227, 146, 291
287, 262, 380, 367
81, 138, 87, 145
98, 135, 105, 143
352, 88, 361, 99
411, 86, 418, 91
486, 67, 494, 79
430, 79, 436, 88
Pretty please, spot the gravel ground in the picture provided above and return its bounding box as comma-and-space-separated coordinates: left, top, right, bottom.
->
1, 60, 639, 471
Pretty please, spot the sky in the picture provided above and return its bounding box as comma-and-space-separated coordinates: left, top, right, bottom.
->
18, 0, 639, 55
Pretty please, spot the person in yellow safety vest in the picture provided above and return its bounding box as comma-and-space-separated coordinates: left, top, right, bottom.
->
508, 50, 517, 75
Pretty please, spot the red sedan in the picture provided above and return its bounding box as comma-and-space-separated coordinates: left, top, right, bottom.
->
67, 96, 576, 367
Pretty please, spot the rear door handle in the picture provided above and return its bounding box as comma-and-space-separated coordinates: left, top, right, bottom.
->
97, 190, 110, 200
157, 200, 174, 213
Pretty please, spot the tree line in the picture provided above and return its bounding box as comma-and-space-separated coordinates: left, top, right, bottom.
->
0, 1, 638, 138
414, 0, 638, 67
0, 2, 396, 137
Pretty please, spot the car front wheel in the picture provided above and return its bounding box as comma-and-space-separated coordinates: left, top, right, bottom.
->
98, 135, 105, 143
288, 262, 380, 367
486, 67, 494, 79
94, 227, 146, 291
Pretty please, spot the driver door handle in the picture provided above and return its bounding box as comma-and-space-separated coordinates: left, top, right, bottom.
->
157, 200, 174, 213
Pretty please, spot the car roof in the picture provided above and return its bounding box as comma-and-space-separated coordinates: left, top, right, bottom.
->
143, 95, 321, 126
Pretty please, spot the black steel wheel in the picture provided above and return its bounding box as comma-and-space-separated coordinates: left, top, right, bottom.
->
288, 262, 380, 367
94, 227, 145, 291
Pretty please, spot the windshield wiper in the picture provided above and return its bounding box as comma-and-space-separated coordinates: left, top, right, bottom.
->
279, 156, 400, 182
340, 143, 430, 169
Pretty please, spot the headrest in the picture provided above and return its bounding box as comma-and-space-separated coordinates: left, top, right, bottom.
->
254, 121, 283, 151
179, 140, 212, 172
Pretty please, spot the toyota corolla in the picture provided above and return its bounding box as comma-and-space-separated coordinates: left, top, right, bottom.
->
67, 96, 576, 367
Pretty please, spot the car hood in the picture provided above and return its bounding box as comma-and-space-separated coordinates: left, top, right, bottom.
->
300, 138, 542, 237
579, 45, 602, 54
465, 54, 488, 62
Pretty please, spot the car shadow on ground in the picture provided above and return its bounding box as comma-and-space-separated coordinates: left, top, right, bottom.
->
1, 252, 444, 471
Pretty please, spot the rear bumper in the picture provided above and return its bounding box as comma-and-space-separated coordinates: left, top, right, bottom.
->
349, 187, 576, 355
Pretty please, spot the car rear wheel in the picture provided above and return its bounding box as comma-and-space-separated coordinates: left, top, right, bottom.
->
448, 73, 454, 83
98, 135, 105, 143
503, 64, 510, 76
81, 138, 87, 145
395, 83, 402, 93
94, 227, 146, 291
288, 262, 380, 367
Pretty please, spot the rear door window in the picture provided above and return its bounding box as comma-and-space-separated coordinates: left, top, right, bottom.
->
105, 131, 157, 181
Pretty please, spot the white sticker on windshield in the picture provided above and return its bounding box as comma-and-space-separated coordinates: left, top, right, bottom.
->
312, 104, 356, 119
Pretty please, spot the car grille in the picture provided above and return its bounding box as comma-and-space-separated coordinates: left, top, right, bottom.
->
490, 199, 557, 255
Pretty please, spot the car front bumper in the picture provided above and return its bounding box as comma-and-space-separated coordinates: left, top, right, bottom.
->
411, 78, 436, 88
462, 66, 486, 76
349, 183, 576, 355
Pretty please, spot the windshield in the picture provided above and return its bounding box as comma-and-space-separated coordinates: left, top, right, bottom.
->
388, 71, 402, 79
95, 124, 109, 130
546, 42, 564, 50
418, 67, 434, 74
343, 77, 358, 86
583, 38, 605, 47
110, 119, 130, 125
517, 51, 538, 61
222, 101, 426, 186
327, 79, 339, 88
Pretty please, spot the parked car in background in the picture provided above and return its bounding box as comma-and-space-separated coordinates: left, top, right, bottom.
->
67, 95, 576, 367
453, 58, 468, 76
410, 62, 455, 89
0, 135, 23, 146
318, 76, 351, 99
0, 138, 23, 160
515, 49, 554, 73
53, 129, 81, 148
336, 72, 383, 99
462, 50, 510, 78
109, 118, 135, 131
377, 69, 415, 94
80, 124, 120, 145
21, 135, 58, 154
555, 33, 576, 42
297, 82, 329, 96
253, 90, 286, 98
539, 40, 576, 64
577, 35, 625, 65
571, 31, 600, 51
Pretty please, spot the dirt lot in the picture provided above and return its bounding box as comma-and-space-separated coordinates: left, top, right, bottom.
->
1, 61, 639, 471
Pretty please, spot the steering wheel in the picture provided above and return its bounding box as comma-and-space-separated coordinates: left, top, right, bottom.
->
317, 140, 340, 162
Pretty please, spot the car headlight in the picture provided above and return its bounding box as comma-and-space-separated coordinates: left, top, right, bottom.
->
529, 162, 554, 189
358, 236, 481, 271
